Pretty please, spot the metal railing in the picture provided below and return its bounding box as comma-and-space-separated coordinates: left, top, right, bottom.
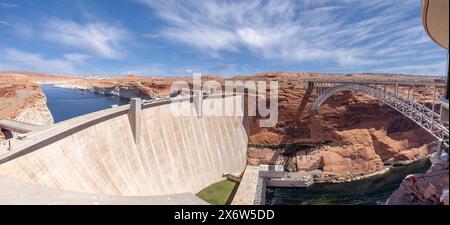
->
310, 82, 449, 154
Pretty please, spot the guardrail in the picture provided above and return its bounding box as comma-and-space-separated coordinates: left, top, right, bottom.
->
311, 82, 449, 154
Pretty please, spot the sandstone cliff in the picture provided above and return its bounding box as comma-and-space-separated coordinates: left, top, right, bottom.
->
56, 74, 226, 99
244, 73, 438, 181
0, 73, 55, 140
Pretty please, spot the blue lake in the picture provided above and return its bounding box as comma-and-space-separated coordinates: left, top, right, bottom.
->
41, 84, 129, 123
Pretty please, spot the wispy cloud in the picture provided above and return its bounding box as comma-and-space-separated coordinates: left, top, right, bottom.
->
123, 63, 229, 77
142, 33, 162, 39
123, 64, 169, 76
42, 18, 128, 59
0, 2, 18, 8
13, 22, 34, 38
63, 53, 90, 64
0, 2, 18, 27
373, 62, 447, 75
122, 63, 191, 76
0, 48, 86, 74
138, 0, 446, 75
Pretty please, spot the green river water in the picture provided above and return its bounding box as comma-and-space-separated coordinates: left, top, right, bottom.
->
266, 159, 431, 205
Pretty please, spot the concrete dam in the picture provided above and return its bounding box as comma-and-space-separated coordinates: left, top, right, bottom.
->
0, 95, 249, 204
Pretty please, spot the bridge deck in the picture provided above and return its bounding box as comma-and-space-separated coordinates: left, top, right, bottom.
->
304, 79, 446, 86
309, 81, 449, 152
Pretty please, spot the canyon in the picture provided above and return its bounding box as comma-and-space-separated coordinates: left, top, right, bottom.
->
0, 71, 447, 204
241, 73, 442, 183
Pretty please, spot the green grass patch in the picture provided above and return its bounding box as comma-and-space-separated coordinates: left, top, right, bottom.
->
196, 180, 239, 205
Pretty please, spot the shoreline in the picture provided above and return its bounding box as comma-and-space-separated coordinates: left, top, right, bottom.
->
263, 158, 432, 205
48, 83, 152, 100
259, 154, 432, 185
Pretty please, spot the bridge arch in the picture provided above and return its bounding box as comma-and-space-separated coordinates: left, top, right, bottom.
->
311, 83, 449, 151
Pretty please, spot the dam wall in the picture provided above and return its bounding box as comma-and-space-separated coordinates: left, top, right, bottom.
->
0, 95, 248, 197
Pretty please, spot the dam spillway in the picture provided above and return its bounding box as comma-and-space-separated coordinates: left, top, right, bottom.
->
0, 95, 248, 202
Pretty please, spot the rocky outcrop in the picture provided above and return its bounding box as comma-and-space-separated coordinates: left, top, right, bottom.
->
74, 85, 152, 100
0, 76, 54, 140
13, 89, 54, 126
386, 162, 449, 205
57, 74, 226, 100
247, 147, 284, 166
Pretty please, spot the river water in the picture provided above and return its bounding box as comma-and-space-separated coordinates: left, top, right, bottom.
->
265, 159, 431, 205
41, 84, 129, 123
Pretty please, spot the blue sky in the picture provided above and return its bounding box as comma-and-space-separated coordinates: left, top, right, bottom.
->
0, 0, 447, 76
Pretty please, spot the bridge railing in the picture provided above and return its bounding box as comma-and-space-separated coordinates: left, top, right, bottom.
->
311, 82, 449, 152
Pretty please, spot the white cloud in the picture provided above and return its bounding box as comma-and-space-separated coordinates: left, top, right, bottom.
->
0, 48, 84, 74
123, 64, 211, 77
142, 33, 161, 39
43, 18, 127, 59
138, 0, 446, 75
123, 64, 176, 76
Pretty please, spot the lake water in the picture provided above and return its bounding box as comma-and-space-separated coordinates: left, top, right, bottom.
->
265, 159, 431, 205
41, 84, 129, 123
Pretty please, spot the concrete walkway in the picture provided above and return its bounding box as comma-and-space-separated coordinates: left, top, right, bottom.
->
0, 174, 207, 205
232, 166, 263, 205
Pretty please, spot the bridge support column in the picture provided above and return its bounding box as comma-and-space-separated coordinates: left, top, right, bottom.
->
436, 141, 443, 158
441, 104, 449, 122
407, 87, 410, 100
395, 83, 399, 96
129, 98, 142, 145
432, 85, 436, 112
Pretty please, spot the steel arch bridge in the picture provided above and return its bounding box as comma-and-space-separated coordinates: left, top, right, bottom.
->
308, 80, 449, 155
